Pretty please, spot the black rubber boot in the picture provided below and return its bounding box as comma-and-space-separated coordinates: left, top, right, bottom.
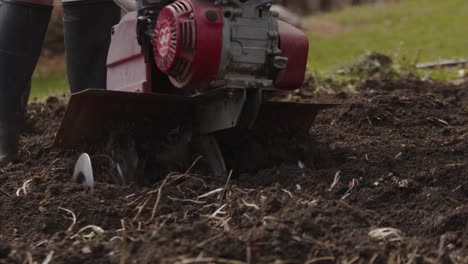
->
62, 0, 120, 93
0, 0, 52, 167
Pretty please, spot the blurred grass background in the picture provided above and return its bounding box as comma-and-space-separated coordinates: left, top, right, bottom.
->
32, 74, 68, 99
31, 0, 468, 98
306, 0, 468, 73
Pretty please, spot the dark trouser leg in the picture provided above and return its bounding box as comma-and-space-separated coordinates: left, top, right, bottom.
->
62, 0, 120, 93
0, 0, 52, 166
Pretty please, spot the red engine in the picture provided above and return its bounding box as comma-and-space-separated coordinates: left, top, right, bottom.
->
107, 0, 309, 92
58, 0, 327, 180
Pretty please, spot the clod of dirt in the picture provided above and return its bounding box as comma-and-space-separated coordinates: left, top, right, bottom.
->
0, 242, 11, 259
337, 52, 396, 79
264, 197, 282, 214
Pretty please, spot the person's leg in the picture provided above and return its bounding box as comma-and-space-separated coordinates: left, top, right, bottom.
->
0, 0, 52, 166
62, 0, 120, 93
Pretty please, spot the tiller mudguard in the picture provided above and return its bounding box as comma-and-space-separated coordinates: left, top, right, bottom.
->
54, 88, 337, 179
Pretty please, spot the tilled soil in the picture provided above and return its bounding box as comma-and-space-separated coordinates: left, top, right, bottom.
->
0, 80, 467, 263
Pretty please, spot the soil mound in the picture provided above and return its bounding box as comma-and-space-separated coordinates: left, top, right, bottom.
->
0, 80, 467, 263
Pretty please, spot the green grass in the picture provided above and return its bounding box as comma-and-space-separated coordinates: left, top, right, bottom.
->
30, 73, 68, 100
307, 0, 468, 73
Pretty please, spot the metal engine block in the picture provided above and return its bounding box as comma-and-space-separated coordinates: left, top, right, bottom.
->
218, 0, 287, 88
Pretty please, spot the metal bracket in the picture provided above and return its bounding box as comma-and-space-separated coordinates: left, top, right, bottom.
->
195, 88, 275, 133
195, 88, 247, 134
238, 89, 265, 129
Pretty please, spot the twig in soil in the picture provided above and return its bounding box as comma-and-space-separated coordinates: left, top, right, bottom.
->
158, 214, 176, 229
184, 156, 203, 174
168, 196, 207, 204
40, 158, 60, 176
445, 162, 465, 167
281, 189, 293, 198
261, 216, 280, 226
34, 240, 48, 248
437, 234, 447, 262
175, 257, 246, 264
16, 179, 33, 197
368, 227, 404, 242
407, 248, 418, 264
305, 256, 336, 263
125, 194, 136, 199
241, 199, 260, 210
110, 236, 123, 242
198, 188, 223, 199
210, 204, 227, 218
26, 251, 34, 264
246, 242, 252, 264
436, 118, 449, 126
127, 195, 144, 207
58, 207, 77, 233
328, 171, 341, 192
219, 170, 233, 202
41, 251, 54, 264
207, 215, 231, 231
368, 254, 378, 264
346, 256, 360, 264
202, 203, 231, 230
120, 219, 129, 264
232, 186, 255, 194
146, 175, 171, 224
243, 213, 252, 222
195, 233, 224, 248
132, 193, 153, 222
394, 152, 403, 160
341, 179, 358, 200
71, 225, 105, 241
146, 157, 203, 224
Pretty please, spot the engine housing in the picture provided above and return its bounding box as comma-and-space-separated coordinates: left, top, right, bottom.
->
153, 0, 308, 90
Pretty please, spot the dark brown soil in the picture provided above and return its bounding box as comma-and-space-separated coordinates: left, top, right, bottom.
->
1, 80, 467, 263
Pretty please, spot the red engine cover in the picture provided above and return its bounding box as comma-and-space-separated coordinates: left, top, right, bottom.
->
275, 21, 309, 90
153, 0, 223, 88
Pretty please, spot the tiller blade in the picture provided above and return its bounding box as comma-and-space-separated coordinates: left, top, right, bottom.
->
54, 88, 339, 181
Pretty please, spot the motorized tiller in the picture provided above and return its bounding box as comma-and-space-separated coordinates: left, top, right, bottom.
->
54, 0, 336, 184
